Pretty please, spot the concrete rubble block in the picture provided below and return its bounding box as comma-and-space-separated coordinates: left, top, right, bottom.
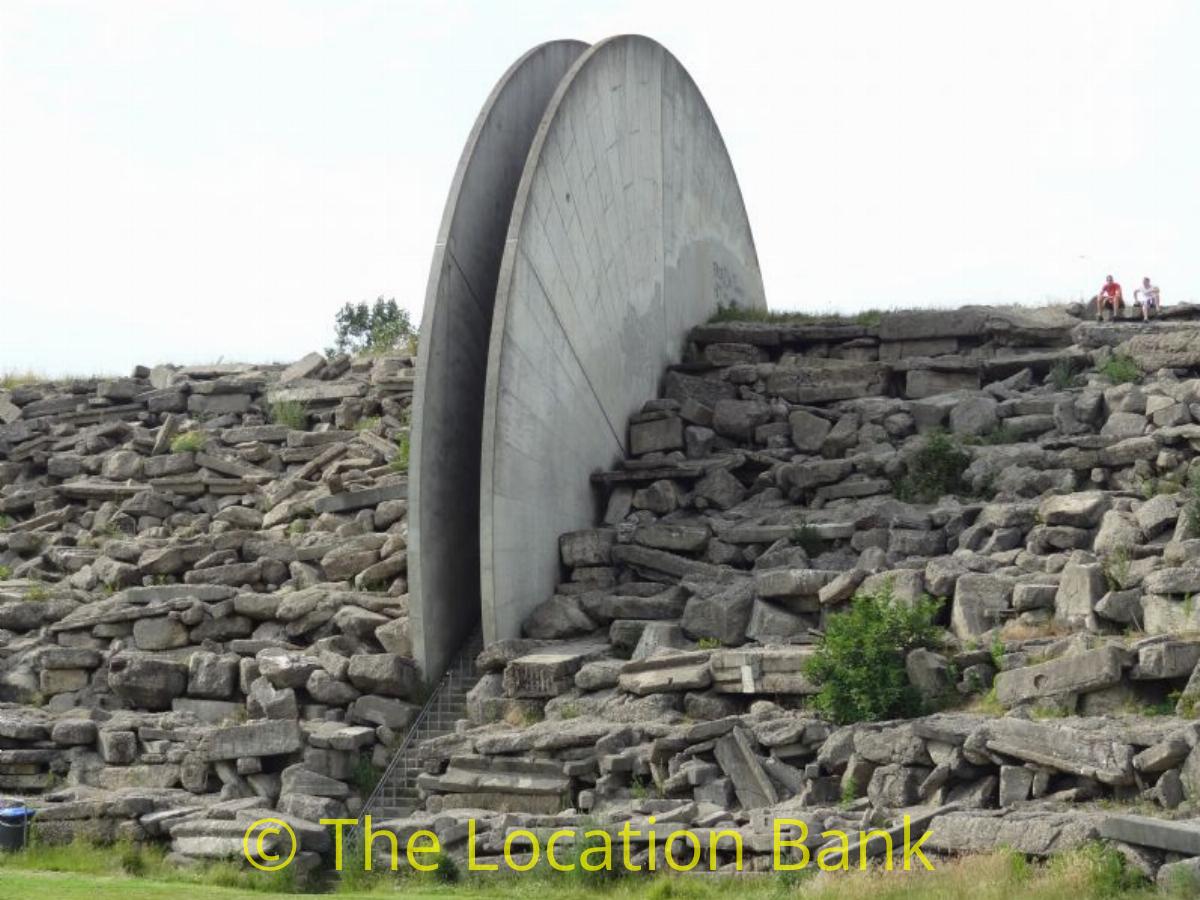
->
107, 653, 189, 711
1133, 737, 1191, 775
1145, 595, 1200, 635
998, 765, 1034, 806
611, 544, 720, 581
422, 754, 568, 796
924, 808, 1103, 856
1054, 562, 1105, 629
618, 651, 712, 695
713, 726, 778, 809
982, 718, 1135, 785
788, 409, 832, 452
680, 578, 755, 645
629, 415, 684, 455
1131, 640, 1200, 680
710, 646, 817, 694
633, 522, 710, 553
200, 720, 303, 761
1099, 814, 1200, 856
503, 643, 607, 698
1038, 491, 1112, 528
560, 529, 616, 566
346, 654, 421, 700
522, 595, 597, 639
993, 646, 1126, 706
754, 568, 836, 599
951, 574, 1014, 639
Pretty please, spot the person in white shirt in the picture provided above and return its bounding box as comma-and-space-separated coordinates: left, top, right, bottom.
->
1134, 277, 1162, 321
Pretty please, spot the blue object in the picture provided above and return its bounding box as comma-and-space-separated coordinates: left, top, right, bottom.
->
0, 806, 33, 851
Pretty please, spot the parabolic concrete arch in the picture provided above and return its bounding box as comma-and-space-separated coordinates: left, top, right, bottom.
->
408, 40, 589, 679
479, 35, 767, 643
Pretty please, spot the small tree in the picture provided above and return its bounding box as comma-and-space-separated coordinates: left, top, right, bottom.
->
327, 297, 415, 357
805, 587, 944, 724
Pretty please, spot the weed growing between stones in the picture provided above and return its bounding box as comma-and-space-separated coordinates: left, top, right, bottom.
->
804, 587, 944, 724
270, 400, 308, 429
168, 430, 206, 453
1099, 354, 1141, 385
1185, 468, 1200, 538
895, 431, 971, 503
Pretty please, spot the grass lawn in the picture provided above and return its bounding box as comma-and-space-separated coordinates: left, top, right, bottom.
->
0, 842, 1185, 900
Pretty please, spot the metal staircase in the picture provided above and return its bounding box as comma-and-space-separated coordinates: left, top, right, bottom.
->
356, 628, 483, 823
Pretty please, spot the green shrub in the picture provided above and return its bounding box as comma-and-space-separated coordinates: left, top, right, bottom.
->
804, 587, 944, 724
1099, 353, 1141, 384
269, 400, 307, 430
169, 430, 206, 453
426, 850, 460, 883
896, 430, 971, 503
0, 565, 11, 580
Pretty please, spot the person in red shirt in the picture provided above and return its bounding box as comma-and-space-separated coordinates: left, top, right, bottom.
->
1097, 275, 1124, 321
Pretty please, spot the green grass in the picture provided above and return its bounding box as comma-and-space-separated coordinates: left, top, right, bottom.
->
1099, 354, 1141, 385
1185, 468, 1200, 539
270, 401, 309, 430
1047, 358, 1082, 390
0, 844, 1166, 899
1, 370, 43, 390
170, 430, 207, 454
391, 432, 410, 473
0, 564, 12, 580
706, 305, 884, 327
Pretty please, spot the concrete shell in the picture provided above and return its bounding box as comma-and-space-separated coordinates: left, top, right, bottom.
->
408, 40, 589, 679
479, 35, 766, 643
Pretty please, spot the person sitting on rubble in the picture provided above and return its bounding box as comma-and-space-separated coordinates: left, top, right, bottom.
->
1096, 275, 1125, 321
1133, 276, 1162, 321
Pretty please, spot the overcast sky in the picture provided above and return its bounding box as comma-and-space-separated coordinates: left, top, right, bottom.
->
2, 1, 1198, 376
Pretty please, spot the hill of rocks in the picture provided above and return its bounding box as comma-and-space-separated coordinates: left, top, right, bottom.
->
8, 303, 1200, 883
410, 303, 1200, 884
1, 350, 418, 863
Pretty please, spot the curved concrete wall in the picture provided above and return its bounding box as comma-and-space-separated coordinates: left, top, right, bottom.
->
408, 40, 588, 679
479, 35, 766, 643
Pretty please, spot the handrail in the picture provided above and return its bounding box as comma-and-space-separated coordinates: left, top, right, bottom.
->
350, 627, 481, 841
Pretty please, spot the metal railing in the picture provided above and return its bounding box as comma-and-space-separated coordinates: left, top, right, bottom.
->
354, 627, 483, 830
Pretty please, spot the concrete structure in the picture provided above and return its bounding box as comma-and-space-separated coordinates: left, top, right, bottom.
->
408, 40, 589, 679
478, 35, 766, 643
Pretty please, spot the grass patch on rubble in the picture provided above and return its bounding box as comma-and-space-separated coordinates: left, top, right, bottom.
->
170, 430, 207, 453
895, 431, 971, 504
1098, 353, 1141, 385
706, 304, 884, 328
804, 586, 944, 724
1, 370, 43, 389
1184, 468, 1200, 539
0, 845, 1167, 899
271, 400, 309, 430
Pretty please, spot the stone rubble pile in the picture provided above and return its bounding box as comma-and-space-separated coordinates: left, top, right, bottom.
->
0, 350, 419, 864
405, 304, 1200, 881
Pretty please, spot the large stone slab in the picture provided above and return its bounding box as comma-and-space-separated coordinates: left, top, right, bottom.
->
994, 647, 1125, 706
982, 719, 1135, 785
200, 720, 303, 761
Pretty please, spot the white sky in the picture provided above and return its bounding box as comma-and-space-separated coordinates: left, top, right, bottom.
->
2, 1, 1198, 376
